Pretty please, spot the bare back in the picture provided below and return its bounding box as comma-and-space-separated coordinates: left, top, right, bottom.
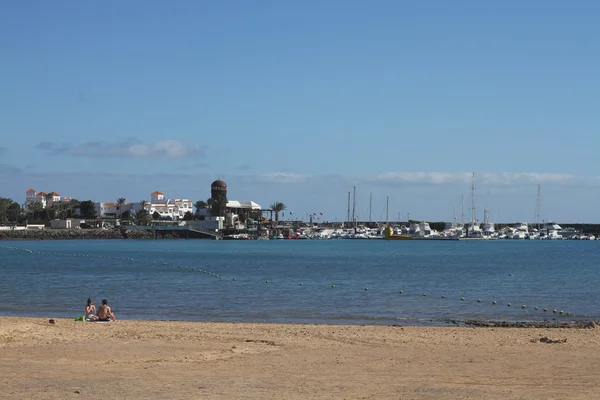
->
98, 304, 111, 320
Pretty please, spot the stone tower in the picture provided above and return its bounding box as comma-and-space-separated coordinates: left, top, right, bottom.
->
210, 179, 227, 201
210, 179, 228, 217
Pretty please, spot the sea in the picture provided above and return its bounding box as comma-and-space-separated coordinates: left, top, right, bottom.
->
0, 240, 598, 326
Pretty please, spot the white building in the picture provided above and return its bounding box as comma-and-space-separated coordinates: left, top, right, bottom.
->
133, 191, 193, 221
194, 199, 262, 230
50, 218, 86, 229
25, 189, 71, 209
94, 202, 134, 218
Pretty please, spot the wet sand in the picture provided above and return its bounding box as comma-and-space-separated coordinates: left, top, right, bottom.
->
1, 317, 599, 399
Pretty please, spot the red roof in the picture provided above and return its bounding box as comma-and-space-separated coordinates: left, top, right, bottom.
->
151, 191, 163, 195
26, 189, 36, 193
48, 191, 61, 196
37, 191, 47, 196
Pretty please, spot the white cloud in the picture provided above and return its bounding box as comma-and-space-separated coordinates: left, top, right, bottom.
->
361, 172, 586, 186
34, 138, 206, 159
480, 172, 581, 185
363, 172, 472, 185
244, 172, 310, 184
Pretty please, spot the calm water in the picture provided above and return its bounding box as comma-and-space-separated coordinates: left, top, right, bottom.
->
1, 240, 599, 325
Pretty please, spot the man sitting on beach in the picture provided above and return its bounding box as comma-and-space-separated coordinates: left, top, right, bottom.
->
97, 299, 116, 321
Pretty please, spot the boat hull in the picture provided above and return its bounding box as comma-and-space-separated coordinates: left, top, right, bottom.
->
385, 235, 412, 240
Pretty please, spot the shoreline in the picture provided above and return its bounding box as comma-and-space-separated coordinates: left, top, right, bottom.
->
0, 313, 594, 328
2, 317, 600, 399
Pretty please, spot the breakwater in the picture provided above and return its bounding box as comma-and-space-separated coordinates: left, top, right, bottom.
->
0, 228, 158, 240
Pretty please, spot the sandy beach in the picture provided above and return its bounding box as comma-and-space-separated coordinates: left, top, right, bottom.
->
1, 317, 599, 399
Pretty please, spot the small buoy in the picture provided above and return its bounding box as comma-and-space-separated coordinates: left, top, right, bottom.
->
553, 309, 557, 314
299, 283, 303, 286
365, 288, 368, 291
233, 278, 236, 281
492, 301, 497, 305
543, 308, 548, 312
460, 297, 465, 301
399, 290, 403, 294
332, 284, 335, 288
507, 303, 512, 307
534, 307, 538, 310
477, 299, 481, 303
559, 310, 564, 315
441, 295, 446, 299
266, 280, 270, 284
521, 305, 526, 309
423, 293, 427, 297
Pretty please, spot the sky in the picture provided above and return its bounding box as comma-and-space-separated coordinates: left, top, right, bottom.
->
1, 0, 599, 223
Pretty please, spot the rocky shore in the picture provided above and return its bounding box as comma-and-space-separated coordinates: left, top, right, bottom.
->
0, 228, 161, 240
463, 320, 600, 329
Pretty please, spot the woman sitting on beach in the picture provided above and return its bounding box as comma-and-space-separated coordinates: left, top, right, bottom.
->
85, 298, 98, 321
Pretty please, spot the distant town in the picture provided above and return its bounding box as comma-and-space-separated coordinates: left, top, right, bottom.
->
0, 178, 599, 240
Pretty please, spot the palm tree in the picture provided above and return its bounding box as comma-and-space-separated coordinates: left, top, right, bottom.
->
269, 202, 287, 223
138, 200, 148, 215
134, 209, 151, 226
194, 200, 208, 215
68, 199, 79, 217
117, 197, 126, 219
210, 197, 228, 217
29, 201, 43, 220
0, 197, 13, 223
45, 193, 53, 207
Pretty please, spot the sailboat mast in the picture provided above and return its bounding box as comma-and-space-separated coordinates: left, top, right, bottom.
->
453, 203, 456, 225
537, 184, 541, 229
386, 196, 389, 225
352, 186, 356, 226
347, 191, 350, 224
471, 172, 476, 226
461, 195, 464, 226
369, 193, 372, 223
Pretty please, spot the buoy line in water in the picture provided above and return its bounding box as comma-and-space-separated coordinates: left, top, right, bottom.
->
0, 245, 575, 318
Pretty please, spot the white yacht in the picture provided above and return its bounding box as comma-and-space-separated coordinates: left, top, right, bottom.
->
539, 221, 564, 240
512, 223, 529, 239
481, 209, 496, 238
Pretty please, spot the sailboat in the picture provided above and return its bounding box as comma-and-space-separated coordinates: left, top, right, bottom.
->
383, 196, 411, 240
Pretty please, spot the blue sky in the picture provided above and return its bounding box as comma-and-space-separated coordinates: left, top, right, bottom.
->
1, 1, 599, 222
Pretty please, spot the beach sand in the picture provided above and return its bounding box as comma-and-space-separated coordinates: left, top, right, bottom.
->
1, 317, 599, 399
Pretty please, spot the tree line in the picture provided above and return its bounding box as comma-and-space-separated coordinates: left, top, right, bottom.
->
0, 196, 288, 227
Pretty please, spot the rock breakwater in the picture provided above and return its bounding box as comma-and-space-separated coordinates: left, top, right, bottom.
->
0, 228, 157, 240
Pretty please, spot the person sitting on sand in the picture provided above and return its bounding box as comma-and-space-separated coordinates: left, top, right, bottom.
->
97, 299, 116, 321
85, 298, 98, 321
